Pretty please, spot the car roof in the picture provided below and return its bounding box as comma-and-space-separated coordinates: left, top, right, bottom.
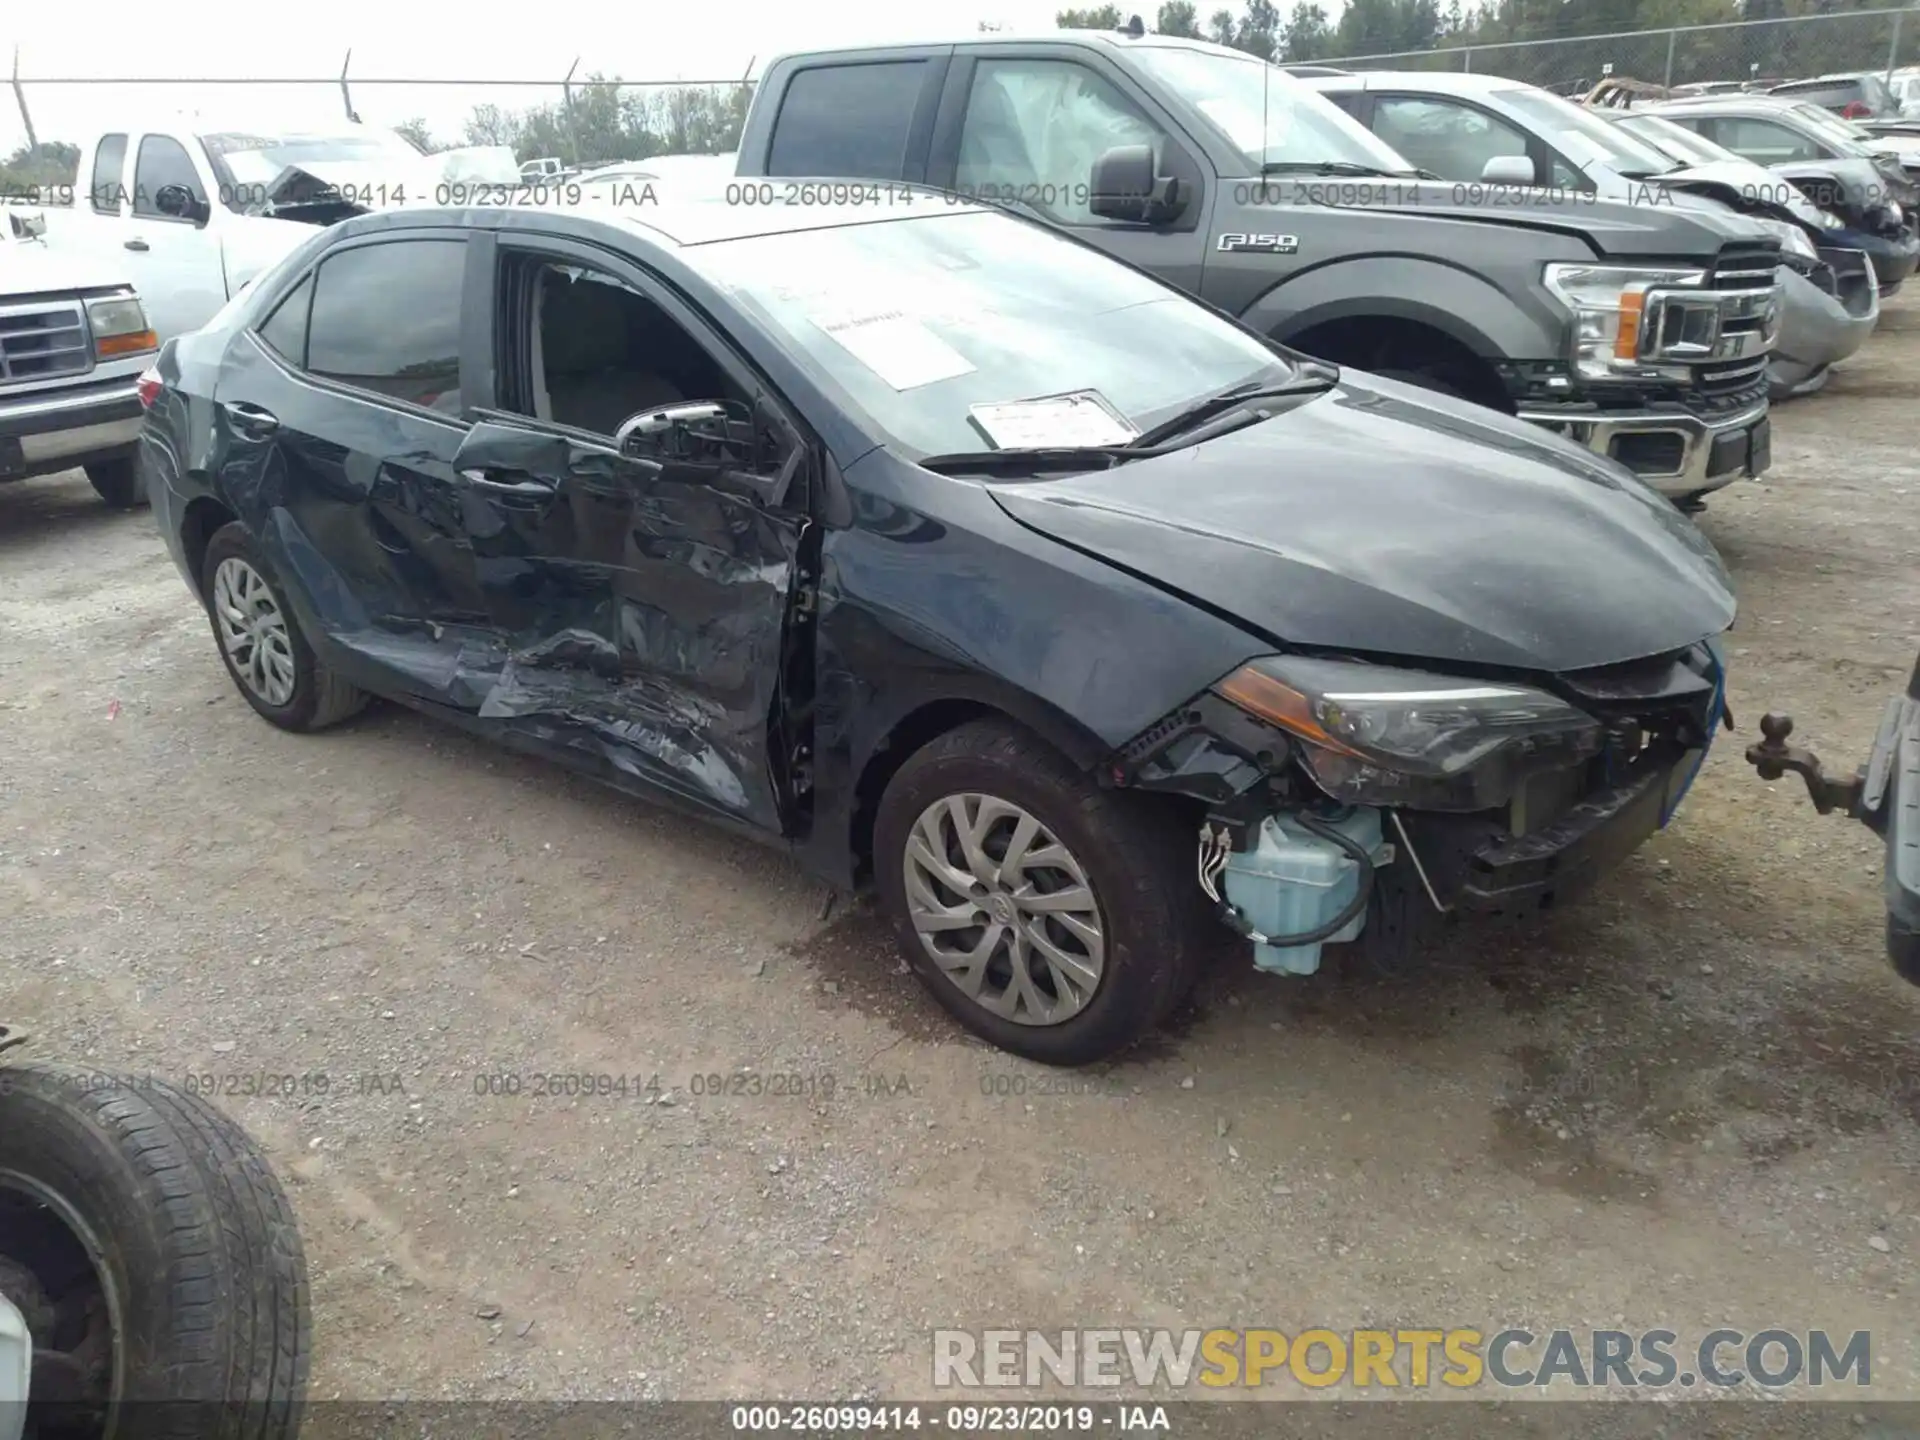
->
768, 31, 1263, 64
349, 182, 993, 248
1305, 70, 1517, 97
1772, 72, 1872, 86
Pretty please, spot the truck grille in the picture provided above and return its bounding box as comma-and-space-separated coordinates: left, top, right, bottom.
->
1639, 245, 1778, 394
0, 300, 91, 383
1708, 246, 1780, 292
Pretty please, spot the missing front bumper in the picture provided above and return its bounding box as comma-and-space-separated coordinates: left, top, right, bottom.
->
1517, 400, 1769, 500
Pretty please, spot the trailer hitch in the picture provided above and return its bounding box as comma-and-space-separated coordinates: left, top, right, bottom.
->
1745, 713, 1865, 817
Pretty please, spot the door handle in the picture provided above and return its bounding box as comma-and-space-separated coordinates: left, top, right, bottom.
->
460, 468, 556, 499
220, 401, 279, 436
124, 238, 150, 252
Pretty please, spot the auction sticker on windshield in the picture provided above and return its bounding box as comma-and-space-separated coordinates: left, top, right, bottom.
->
968, 391, 1139, 450
812, 306, 976, 390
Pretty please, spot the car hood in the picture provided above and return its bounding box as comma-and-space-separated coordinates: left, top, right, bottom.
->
1657, 159, 1834, 232
988, 374, 1736, 676
1355, 185, 1773, 255
0, 239, 132, 296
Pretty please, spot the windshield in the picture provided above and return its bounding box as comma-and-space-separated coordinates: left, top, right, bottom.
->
1494, 87, 1680, 175
1128, 45, 1415, 173
694, 210, 1290, 457
1617, 112, 1736, 166
201, 130, 427, 207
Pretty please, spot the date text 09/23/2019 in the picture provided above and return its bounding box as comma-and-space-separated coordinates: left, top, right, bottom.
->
729, 1404, 1171, 1433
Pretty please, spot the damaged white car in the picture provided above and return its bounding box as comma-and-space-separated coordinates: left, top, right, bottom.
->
22, 121, 519, 344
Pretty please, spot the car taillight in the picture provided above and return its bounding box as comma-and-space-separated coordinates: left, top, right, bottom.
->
136, 366, 163, 409
1844, 100, 1872, 118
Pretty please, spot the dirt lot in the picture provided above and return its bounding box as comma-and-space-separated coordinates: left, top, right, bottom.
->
2, 302, 1917, 1417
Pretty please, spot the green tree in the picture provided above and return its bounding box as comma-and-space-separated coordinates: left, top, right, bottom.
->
1156, 1, 1204, 35
1236, 0, 1283, 56
1207, 7, 1238, 42
1057, 3, 1125, 25
1282, 1, 1335, 58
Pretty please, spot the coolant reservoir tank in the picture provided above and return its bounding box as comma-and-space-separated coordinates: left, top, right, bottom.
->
1221, 808, 1389, 976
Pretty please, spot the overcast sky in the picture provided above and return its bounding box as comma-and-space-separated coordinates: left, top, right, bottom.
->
3, 0, 1084, 154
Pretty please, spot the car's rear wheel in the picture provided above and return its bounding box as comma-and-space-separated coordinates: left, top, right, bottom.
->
873, 719, 1206, 1066
84, 459, 145, 510
201, 522, 368, 732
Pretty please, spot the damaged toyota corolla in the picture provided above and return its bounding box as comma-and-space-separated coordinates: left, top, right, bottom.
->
139, 189, 1736, 1065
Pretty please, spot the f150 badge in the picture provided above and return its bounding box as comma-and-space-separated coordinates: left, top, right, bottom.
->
1217, 232, 1300, 253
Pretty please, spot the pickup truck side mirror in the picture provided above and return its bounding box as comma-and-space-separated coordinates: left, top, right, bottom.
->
1479, 154, 1537, 186
155, 184, 211, 225
1089, 144, 1186, 224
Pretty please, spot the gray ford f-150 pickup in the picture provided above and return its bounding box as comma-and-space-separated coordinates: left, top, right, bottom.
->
736, 29, 1783, 506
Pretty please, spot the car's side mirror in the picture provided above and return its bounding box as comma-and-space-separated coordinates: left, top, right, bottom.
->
155, 184, 211, 224
10, 212, 46, 242
1480, 154, 1537, 186
615, 399, 757, 467
1089, 144, 1186, 224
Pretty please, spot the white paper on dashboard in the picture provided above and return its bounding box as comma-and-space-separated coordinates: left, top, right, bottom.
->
967, 391, 1140, 449
812, 308, 976, 390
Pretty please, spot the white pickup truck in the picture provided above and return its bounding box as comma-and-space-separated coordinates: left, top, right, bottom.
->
26, 120, 520, 346
0, 217, 159, 506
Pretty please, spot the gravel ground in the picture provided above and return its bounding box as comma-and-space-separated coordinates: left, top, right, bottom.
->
1, 300, 1917, 1419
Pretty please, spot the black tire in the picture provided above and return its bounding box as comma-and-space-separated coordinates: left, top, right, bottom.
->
84, 459, 146, 510
0, 1064, 309, 1439
201, 522, 368, 732
1373, 368, 1469, 400
873, 718, 1207, 1066
1891, 915, 1920, 988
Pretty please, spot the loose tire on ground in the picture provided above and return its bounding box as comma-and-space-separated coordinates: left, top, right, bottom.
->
84, 460, 146, 510
873, 718, 1208, 1066
201, 522, 369, 732
0, 1064, 309, 1440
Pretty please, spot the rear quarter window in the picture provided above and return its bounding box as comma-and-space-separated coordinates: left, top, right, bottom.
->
767, 61, 927, 178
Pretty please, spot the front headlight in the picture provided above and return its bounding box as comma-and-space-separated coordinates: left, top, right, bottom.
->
1542, 262, 1708, 382
1755, 217, 1819, 263
1815, 206, 1846, 230
1215, 655, 1603, 811
85, 293, 158, 359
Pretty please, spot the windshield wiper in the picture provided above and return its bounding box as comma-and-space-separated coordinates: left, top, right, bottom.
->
916, 446, 1140, 478
1259, 160, 1427, 179
1129, 368, 1339, 449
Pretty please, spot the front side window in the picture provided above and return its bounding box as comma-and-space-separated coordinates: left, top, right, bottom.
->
90, 135, 127, 214
132, 136, 205, 219
957, 60, 1164, 225
694, 209, 1289, 457
305, 240, 465, 414
1493, 87, 1680, 178
1127, 45, 1414, 174
766, 62, 927, 179
1707, 117, 1827, 164
1373, 97, 1531, 183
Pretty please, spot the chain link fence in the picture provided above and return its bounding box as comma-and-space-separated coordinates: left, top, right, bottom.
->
1323, 6, 1920, 95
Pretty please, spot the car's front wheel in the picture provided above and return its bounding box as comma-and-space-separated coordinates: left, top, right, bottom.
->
873, 719, 1206, 1066
201, 522, 369, 732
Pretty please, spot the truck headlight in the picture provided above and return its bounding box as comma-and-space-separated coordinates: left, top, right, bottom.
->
1215, 655, 1602, 811
1542, 262, 1708, 381
1754, 218, 1819, 264
86, 294, 158, 359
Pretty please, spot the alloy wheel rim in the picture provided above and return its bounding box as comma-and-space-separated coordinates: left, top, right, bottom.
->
211, 557, 296, 707
902, 793, 1106, 1027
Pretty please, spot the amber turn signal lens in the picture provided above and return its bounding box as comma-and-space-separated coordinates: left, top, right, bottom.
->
97, 330, 158, 358
1214, 665, 1366, 758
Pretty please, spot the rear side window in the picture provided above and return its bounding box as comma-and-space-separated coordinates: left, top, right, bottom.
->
256, 274, 314, 365
90, 135, 127, 214
132, 136, 205, 218
767, 62, 926, 177
305, 239, 466, 413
